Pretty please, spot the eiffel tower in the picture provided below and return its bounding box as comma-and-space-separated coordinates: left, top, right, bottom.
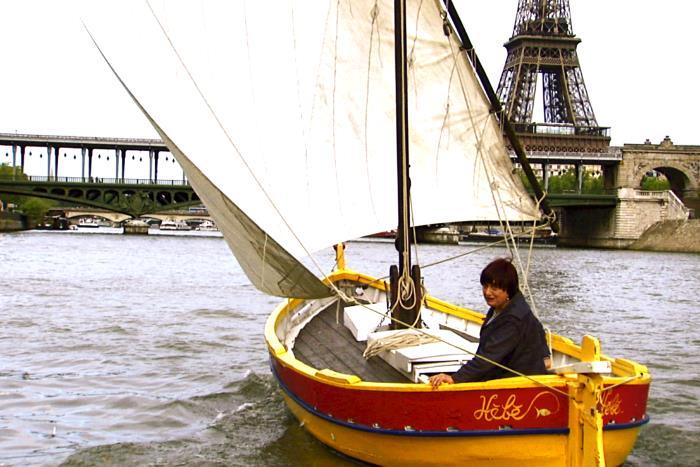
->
497, 0, 610, 156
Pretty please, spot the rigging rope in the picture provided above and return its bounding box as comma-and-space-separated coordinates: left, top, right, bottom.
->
442, 16, 554, 353
322, 2, 640, 402
143, 3, 641, 400
355, 298, 573, 399
363, 329, 438, 359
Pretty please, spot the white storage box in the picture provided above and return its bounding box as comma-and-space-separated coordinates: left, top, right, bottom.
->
343, 302, 391, 341
366, 329, 478, 382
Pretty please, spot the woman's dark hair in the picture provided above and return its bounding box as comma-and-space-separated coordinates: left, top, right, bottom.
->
480, 258, 519, 298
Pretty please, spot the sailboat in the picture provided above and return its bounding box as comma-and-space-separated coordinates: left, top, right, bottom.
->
84, 1, 650, 464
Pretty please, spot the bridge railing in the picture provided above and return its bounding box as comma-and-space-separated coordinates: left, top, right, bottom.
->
518, 148, 623, 161
635, 189, 690, 220
0, 174, 190, 186
527, 188, 618, 196
511, 123, 611, 138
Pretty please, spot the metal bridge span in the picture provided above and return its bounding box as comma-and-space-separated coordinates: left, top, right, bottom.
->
0, 176, 199, 218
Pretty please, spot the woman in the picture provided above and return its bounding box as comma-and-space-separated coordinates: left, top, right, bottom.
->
429, 258, 550, 387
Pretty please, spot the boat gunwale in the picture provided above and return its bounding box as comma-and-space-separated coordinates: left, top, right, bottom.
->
264, 269, 651, 391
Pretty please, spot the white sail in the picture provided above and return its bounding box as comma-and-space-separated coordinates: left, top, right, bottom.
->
83, 0, 539, 297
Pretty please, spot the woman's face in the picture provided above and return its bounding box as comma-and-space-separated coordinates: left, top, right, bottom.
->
482, 283, 509, 310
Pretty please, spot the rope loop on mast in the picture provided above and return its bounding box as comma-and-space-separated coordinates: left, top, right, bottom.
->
440, 10, 452, 37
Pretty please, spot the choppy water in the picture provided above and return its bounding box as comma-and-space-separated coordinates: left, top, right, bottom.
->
0, 229, 698, 466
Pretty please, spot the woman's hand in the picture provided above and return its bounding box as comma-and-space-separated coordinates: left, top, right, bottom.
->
429, 373, 454, 388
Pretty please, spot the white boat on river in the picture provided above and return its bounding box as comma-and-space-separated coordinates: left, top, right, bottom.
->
159, 220, 190, 231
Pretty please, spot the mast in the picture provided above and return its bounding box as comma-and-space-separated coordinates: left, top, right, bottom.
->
394, 0, 409, 273
389, 0, 422, 329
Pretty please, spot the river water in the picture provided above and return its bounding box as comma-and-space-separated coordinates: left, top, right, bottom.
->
0, 229, 698, 466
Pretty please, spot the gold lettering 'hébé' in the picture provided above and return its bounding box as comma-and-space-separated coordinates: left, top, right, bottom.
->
473, 391, 561, 422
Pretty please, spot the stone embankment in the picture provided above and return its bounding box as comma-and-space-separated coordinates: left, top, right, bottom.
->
0, 212, 28, 232
630, 219, 700, 253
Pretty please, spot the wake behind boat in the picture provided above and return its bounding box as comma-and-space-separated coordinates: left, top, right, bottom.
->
85, 0, 650, 464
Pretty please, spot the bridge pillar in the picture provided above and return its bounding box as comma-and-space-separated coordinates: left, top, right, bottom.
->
46, 145, 51, 177
114, 148, 120, 179
88, 148, 95, 179
123, 219, 149, 235
81, 147, 87, 180
11, 145, 17, 179
576, 164, 583, 194
602, 165, 616, 191
120, 149, 126, 181
52, 146, 60, 179
20, 145, 26, 172
154, 150, 160, 183
542, 163, 550, 191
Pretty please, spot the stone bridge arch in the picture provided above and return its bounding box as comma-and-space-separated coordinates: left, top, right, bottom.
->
49, 208, 131, 224
617, 137, 700, 211
635, 163, 695, 198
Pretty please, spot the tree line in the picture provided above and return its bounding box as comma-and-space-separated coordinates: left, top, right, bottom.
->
0, 164, 56, 225
517, 167, 670, 194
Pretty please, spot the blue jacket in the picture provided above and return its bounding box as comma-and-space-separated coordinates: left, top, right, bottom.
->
452, 292, 549, 382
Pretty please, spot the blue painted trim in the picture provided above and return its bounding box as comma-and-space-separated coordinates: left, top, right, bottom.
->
603, 416, 650, 430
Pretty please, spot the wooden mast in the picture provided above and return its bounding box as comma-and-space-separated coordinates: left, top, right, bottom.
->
390, 0, 422, 329
394, 0, 409, 272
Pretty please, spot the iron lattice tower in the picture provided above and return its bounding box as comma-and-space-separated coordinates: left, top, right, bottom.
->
496, 0, 609, 153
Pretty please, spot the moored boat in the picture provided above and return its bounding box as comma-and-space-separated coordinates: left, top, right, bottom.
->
159, 219, 190, 231
77, 217, 100, 228
195, 220, 218, 231
415, 225, 461, 245
464, 228, 559, 246
364, 230, 397, 240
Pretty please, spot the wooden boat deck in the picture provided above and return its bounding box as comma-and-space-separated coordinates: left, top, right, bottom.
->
293, 303, 408, 383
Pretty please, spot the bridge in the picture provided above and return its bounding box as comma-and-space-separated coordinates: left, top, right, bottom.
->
1, 133, 699, 247
0, 131, 626, 195
0, 175, 199, 218
544, 193, 617, 207
617, 137, 700, 212
0, 133, 174, 183
45, 207, 212, 224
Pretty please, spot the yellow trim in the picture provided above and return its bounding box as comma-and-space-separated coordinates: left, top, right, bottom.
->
265, 269, 651, 389
316, 369, 362, 384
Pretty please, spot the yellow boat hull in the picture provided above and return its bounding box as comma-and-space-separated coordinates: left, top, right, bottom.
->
267, 270, 650, 466
281, 390, 643, 466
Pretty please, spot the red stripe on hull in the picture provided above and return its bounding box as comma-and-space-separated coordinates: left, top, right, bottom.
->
272, 358, 649, 432
600, 382, 650, 426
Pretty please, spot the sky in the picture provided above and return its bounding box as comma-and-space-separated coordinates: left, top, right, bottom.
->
0, 0, 698, 173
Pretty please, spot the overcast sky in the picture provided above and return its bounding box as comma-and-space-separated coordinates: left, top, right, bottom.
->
0, 0, 697, 149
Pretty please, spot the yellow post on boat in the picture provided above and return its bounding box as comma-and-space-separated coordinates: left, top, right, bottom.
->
334, 242, 346, 270
567, 335, 606, 466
